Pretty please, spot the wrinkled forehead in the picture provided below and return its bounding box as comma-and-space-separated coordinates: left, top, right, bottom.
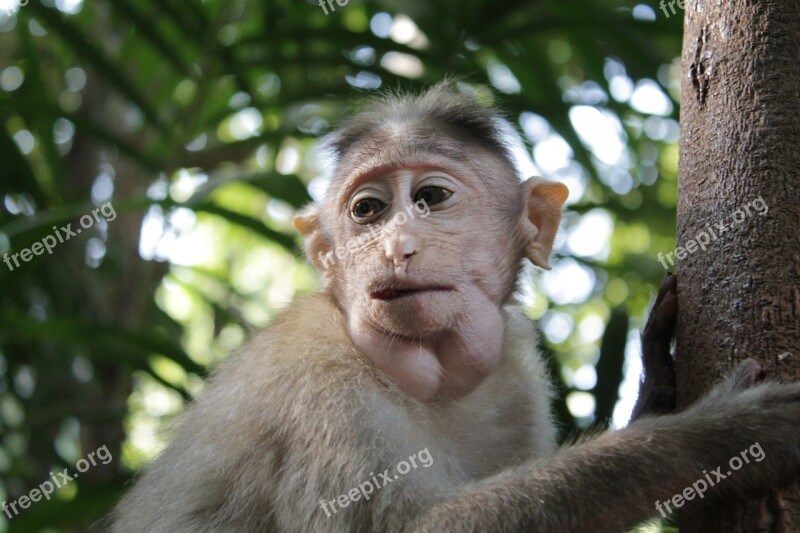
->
325, 121, 518, 208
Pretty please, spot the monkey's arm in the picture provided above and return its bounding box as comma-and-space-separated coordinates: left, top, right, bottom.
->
411, 361, 800, 533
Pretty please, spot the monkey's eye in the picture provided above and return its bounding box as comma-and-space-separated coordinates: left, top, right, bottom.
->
351, 198, 387, 221
414, 186, 453, 206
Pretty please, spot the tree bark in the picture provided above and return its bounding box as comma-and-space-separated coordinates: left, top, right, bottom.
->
676, 1, 800, 531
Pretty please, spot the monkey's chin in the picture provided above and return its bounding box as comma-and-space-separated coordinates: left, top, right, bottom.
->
367, 290, 458, 338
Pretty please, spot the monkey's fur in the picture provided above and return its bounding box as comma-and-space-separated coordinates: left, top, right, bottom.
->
113, 84, 800, 532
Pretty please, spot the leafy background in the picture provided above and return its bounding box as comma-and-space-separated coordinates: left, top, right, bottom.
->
0, 0, 682, 530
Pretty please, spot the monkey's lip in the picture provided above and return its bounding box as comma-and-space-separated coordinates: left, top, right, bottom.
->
369, 283, 454, 301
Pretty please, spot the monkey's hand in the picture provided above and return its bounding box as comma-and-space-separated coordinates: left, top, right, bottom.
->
631, 273, 677, 422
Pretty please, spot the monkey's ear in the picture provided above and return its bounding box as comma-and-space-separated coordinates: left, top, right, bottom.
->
520, 177, 569, 270
293, 205, 334, 275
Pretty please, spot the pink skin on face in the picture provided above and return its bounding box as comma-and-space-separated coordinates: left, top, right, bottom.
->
338, 167, 510, 401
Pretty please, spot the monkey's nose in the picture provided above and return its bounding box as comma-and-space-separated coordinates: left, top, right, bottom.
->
383, 233, 418, 268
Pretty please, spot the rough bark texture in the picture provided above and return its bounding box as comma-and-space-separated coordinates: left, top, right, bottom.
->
676, 1, 800, 531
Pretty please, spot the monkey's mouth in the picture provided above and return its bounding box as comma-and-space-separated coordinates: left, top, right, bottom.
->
370, 285, 453, 301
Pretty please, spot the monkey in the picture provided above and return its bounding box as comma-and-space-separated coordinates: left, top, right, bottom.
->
111, 83, 800, 532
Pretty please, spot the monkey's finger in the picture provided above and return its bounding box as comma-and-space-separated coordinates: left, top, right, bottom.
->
653, 272, 677, 307
644, 274, 677, 331
637, 354, 676, 408
642, 291, 677, 366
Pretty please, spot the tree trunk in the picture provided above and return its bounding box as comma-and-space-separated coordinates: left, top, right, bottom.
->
676, 1, 800, 531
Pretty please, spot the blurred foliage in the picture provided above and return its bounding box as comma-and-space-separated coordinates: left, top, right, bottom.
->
0, 0, 682, 529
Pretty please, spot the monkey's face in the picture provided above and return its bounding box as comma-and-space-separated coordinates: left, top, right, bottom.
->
332, 165, 518, 341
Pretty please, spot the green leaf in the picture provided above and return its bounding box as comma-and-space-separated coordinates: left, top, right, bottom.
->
25, 2, 168, 138
195, 202, 300, 254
